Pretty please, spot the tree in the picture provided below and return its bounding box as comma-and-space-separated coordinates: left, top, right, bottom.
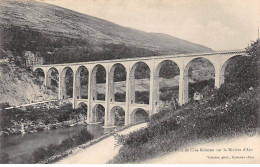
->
214, 39, 260, 104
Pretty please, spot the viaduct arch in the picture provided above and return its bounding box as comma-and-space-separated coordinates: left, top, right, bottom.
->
33, 49, 247, 127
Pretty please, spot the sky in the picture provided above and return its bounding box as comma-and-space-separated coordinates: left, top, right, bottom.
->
41, 0, 260, 51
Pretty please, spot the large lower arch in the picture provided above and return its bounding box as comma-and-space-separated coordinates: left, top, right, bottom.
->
91, 64, 106, 101
75, 66, 89, 99
109, 63, 127, 102
77, 102, 88, 120
109, 106, 125, 126
91, 104, 105, 125
183, 57, 215, 103
154, 60, 180, 112
60, 67, 74, 99
129, 62, 151, 104
130, 108, 149, 125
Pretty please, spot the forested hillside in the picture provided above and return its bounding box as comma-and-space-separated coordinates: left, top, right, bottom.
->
0, 0, 212, 65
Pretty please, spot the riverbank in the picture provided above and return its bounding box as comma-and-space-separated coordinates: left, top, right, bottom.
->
0, 124, 104, 164
55, 123, 147, 164
0, 119, 87, 136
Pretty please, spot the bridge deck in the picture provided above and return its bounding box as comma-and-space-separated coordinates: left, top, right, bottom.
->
34, 49, 246, 68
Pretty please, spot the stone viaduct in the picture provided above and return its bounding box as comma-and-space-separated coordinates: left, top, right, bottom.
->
33, 49, 247, 127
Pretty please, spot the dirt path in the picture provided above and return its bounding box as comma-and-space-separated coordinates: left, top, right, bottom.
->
56, 123, 147, 164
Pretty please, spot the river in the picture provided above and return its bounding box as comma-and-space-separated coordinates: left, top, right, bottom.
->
0, 124, 115, 164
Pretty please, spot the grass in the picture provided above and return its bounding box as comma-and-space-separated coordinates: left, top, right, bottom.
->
110, 86, 260, 163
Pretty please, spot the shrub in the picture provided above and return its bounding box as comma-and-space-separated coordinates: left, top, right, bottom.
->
75, 129, 94, 145
60, 138, 74, 151
32, 147, 47, 163
116, 116, 179, 148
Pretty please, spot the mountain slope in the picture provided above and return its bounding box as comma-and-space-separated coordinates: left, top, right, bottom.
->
0, 63, 56, 106
0, 0, 212, 55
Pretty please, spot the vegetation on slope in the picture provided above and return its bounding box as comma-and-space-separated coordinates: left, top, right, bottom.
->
0, 103, 87, 132
110, 40, 260, 163
0, 0, 212, 66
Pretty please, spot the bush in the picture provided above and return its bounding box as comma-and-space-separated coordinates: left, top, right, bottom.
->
75, 129, 94, 145
60, 138, 74, 151
32, 147, 47, 163
116, 116, 179, 148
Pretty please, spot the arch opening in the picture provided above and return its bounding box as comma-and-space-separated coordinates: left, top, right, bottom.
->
220, 55, 245, 84
184, 57, 215, 103
92, 65, 106, 101
46, 67, 59, 97
110, 106, 125, 126
131, 108, 149, 124
75, 66, 89, 99
130, 62, 150, 104
76, 102, 88, 121
155, 60, 180, 110
61, 67, 74, 99
110, 63, 127, 102
92, 104, 105, 125
33, 68, 45, 85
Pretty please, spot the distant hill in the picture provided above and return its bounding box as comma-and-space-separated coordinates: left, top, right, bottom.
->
0, 0, 212, 64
